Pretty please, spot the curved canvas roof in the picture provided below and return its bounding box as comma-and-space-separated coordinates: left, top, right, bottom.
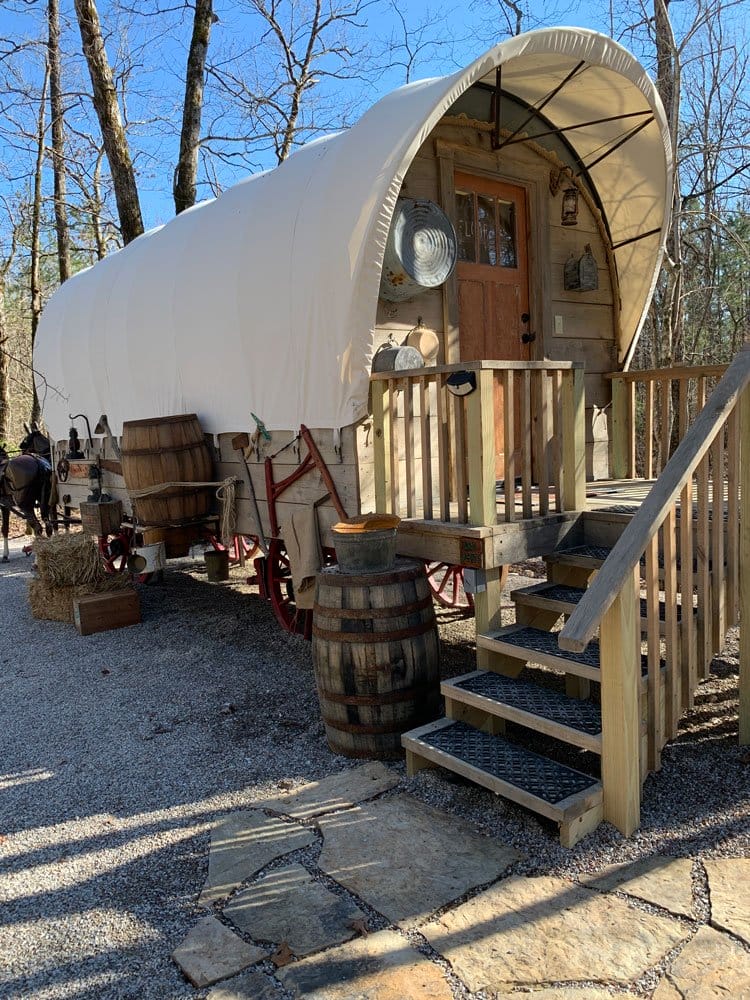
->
35, 27, 672, 438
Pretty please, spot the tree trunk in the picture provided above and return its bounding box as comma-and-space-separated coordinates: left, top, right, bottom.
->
74, 0, 144, 244
174, 0, 214, 214
30, 63, 50, 426
48, 0, 71, 283
653, 0, 682, 368
0, 277, 9, 442
91, 148, 107, 259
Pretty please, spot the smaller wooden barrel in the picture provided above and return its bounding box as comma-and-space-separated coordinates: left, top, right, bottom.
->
121, 414, 213, 528
312, 559, 441, 759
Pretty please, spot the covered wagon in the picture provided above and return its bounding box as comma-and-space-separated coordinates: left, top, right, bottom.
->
33, 24, 698, 841
36, 25, 670, 619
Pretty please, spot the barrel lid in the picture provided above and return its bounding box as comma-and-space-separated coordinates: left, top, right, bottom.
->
332, 513, 401, 533
122, 413, 200, 428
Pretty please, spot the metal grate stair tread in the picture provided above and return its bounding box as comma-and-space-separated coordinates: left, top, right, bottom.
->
511, 581, 690, 622
441, 670, 602, 737
477, 625, 654, 683
544, 545, 612, 568
403, 719, 602, 822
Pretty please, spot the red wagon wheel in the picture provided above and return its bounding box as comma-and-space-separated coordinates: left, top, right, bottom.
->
425, 562, 475, 613
257, 538, 311, 638
258, 539, 337, 638
97, 527, 153, 584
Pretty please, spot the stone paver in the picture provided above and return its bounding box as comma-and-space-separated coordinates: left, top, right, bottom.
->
224, 862, 366, 957
579, 856, 694, 917
704, 858, 750, 945
199, 810, 317, 905
317, 793, 522, 926
262, 762, 400, 819
206, 969, 280, 1000
172, 916, 267, 988
277, 927, 454, 999
421, 875, 686, 992
651, 925, 750, 999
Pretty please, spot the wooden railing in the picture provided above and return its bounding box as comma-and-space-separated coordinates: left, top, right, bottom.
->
370, 361, 586, 528
560, 344, 750, 837
607, 364, 728, 480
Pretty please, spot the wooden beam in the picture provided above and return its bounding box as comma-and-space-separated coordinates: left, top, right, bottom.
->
599, 565, 641, 836
611, 377, 629, 481
644, 380, 654, 480
561, 366, 586, 511
662, 505, 680, 737
466, 369, 497, 527
372, 380, 391, 513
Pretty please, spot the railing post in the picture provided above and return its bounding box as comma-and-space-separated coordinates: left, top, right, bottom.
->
466, 369, 503, 669
561, 366, 586, 511
739, 384, 750, 744
599, 564, 641, 835
371, 379, 392, 514
466, 369, 496, 526
611, 377, 630, 480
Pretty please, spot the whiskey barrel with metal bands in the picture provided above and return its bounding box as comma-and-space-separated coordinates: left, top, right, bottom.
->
311, 559, 441, 759
120, 413, 214, 528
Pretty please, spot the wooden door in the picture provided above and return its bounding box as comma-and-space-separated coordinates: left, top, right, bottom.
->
455, 172, 531, 479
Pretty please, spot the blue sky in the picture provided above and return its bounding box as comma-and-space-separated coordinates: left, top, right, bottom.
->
0, 0, 655, 232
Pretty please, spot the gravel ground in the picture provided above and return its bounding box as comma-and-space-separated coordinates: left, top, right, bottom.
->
1, 535, 749, 999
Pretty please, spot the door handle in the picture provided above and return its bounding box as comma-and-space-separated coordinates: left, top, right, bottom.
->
521, 332, 536, 344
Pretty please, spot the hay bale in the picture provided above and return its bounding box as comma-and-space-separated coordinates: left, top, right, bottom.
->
28, 574, 131, 624
28, 580, 76, 623
34, 533, 104, 587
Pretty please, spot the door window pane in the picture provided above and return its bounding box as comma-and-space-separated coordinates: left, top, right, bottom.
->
455, 191, 475, 262
498, 200, 517, 268
477, 195, 497, 265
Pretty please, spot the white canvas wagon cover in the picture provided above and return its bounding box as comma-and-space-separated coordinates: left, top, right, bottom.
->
35, 27, 672, 438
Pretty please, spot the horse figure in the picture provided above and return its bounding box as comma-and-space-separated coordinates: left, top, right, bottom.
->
1, 426, 54, 562
19, 423, 52, 464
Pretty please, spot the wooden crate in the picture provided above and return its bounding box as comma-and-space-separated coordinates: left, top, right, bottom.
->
80, 500, 123, 536
73, 588, 141, 635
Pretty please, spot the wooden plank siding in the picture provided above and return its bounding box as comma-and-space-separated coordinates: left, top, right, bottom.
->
372, 113, 618, 483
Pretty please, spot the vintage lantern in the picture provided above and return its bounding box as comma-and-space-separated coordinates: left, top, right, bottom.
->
561, 186, 579, 226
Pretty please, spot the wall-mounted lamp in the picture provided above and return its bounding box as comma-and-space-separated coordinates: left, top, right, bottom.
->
446, 370, 477, 397
561, 186, 579, 227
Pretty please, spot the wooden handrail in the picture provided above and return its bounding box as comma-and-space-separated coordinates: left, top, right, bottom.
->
604, 364, 728, 382
559, 343, 750, 653
370, 360, 581, 380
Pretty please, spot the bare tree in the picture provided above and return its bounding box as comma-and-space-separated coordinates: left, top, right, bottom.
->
48, 0, 71, 282
0, 211, 20, 442
29, 58, 50, 424
650, 0, 683, 369
174, 0, 216, 213
207, 0, 373, 167
379, 2, 464, 84
73, 0, 144, 244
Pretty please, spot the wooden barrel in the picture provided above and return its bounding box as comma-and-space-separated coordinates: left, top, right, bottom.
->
312, 559, 441, 759
121, 414, 214, 528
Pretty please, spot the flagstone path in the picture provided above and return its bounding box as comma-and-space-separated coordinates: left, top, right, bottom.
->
172, 763, 750, 998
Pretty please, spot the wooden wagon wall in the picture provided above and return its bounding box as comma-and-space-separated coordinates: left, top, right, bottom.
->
55, 425, 376, 547
372, 113, 618, 480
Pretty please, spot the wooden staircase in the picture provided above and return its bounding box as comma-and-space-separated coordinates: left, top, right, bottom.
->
404, 344, 750, 846
404, 542, 616, 848
402, 345, 750, 846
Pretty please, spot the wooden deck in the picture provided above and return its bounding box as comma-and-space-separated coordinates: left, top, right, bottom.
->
393, 478, 659, 568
